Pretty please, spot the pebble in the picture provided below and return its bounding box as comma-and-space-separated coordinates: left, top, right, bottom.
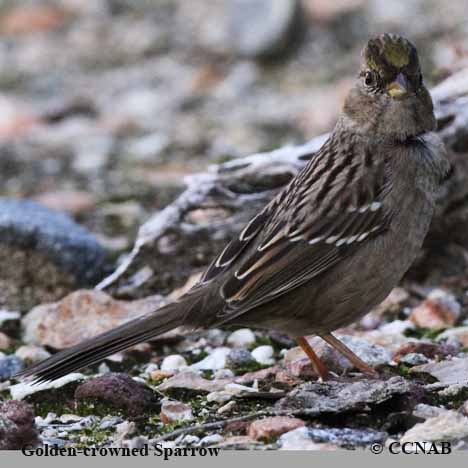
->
15, 345, 51, 363
160, 398, 194, 424
227, 329, 256, 347
251, 345, 275, 365
75, 373, 160, 418
100, 416, 124, 430
213, 369, 234, 379
191, 347, 230, 371
248, 416, 305, 441
217, 400, 236, 414
22, 290, 165, 350
401, 411, 468, 443
0, 355, 24, 380
0, 400, 39, 450
199, 434, 224, 446
160, 355, 188, 372
226, 348, 257, 371
399, 353, 430, 366
411, 357, 468, 385
0, 310, 20, 328
0, 332, 11, 351
279, 427, 335, 451
0, 198, 107, 310
182, 435, 200, 445
410, 289, 461, 329
438, 326, 468, 347
227, 0, 302, 59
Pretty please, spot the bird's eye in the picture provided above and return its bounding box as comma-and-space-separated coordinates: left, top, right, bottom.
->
364, 71, 375, 86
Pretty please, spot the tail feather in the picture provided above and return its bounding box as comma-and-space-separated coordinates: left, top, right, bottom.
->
15, 301, 188, 384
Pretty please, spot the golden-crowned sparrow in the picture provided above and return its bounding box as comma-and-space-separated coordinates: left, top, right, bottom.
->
18, 34, 450, 383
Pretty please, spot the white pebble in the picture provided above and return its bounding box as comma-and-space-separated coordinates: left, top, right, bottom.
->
206, 391, 232, 403
213, 368, 235, 379
15, 345, 51, 363
161, 355, 187, 372
251, 345, 275, 365
190, 347, 230, 371
227, 329, 256, 347
224, 383, 257, 395
199, 434, 224, 446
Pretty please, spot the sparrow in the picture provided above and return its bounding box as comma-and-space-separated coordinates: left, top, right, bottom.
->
18, 34, 450, 383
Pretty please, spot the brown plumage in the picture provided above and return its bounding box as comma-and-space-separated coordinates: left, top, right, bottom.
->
17, 34, 450, 384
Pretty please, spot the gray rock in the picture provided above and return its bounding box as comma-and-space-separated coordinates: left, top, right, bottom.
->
411, 358, 468, 385
279, 426, 387, 450
0, 199, 107, 310
399, 353, 430, 367
306, 427, 387, 447
0, 355, 24, 380
401, 410, 468, 443
0, 400, 39, 450
228, 0, 302, 59
226, 348, 257, 371
276, 376, 421, 415
75, 373, 160, 418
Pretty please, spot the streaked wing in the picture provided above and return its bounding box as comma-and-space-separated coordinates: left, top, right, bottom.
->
201, 133, 393, 325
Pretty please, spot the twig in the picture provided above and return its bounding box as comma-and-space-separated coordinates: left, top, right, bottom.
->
151, 407, 322, 443
152, 410, 276, 443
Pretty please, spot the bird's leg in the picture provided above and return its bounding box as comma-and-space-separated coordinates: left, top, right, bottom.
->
320, 333, 378, 377
296, 336, 329, 381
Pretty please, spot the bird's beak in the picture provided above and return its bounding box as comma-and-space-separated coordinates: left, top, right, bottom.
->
387, 72, 410, 99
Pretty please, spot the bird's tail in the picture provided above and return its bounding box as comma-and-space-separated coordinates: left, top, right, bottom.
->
15, 300, 190, 384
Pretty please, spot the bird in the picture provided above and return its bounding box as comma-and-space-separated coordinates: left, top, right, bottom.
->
17, 33, 450, 384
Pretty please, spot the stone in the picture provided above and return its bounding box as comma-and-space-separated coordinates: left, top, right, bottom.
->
0, 310, 20, 330
410, 289, 461, 329
276, 377, 421, 415
0, 355, 24, 380
394, 341, 459, 363
413, 403, 448, 420
0, 332, 11, 350
306, 427, 387, 447
399, 353, 430, 366
280, 426, 386, 450
75, 373, 160, 418
248, 416, 305, 441
401, 411, 468, 443
227, 0, 302, 59
0, 400, 39, 450
251, 345, 275, 365
410, 358, 468, 385
157, 371, 233, 394
226, 348, 257, 371
160, 398, 193, 424
279, 428, 337, 451
207, 382, 258, 403
438, 326, 468, 347
199, 434, 224, 446
15, 345, 51, 363
160, 355, 188, 372
0, 4, 68, 35
35, 190, 96, 216
191, 347, 230, 371
22, 290, 165, 349
0, 198, 107, 310
227, 329, 256, 347
235, 365, 278, 384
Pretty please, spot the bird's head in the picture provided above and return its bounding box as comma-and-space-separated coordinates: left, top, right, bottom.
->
343, 33, 436, 141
